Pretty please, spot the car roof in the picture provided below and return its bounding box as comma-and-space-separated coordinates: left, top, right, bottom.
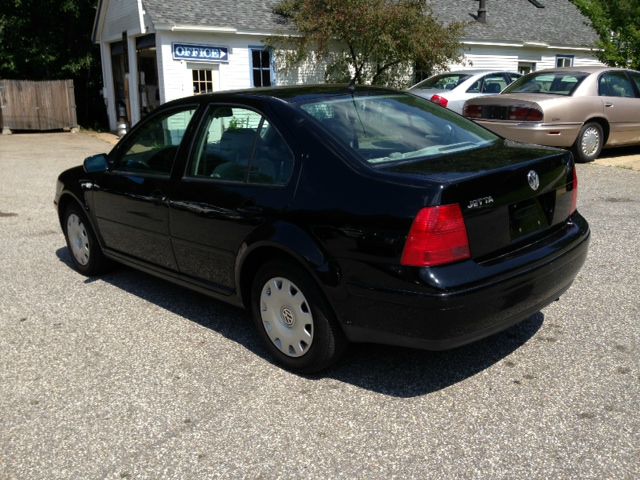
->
532, 66, 633, 75
164, 84, 400, 108
444, 70, 515, 75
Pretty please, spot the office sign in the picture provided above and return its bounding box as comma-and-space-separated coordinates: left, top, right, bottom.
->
172, 43, 229, 63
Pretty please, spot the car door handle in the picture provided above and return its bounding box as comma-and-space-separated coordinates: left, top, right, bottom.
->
237, 205, 264, 215
150, 191, 168, 206
605, 103, 614, 108
80, 181, 100, 191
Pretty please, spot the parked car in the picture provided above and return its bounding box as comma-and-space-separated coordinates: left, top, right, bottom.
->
462, 67, 640, 162
408, 70, 521, 114
55, 85, 589, 372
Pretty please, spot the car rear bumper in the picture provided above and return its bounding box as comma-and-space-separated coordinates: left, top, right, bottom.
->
339, 214, 589, 350
475, 120, 582, 148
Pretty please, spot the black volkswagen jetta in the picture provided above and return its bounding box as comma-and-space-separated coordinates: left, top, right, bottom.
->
55, 86, 589, 372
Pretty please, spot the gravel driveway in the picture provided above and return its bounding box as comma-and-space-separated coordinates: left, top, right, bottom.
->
1, 133, 638, 479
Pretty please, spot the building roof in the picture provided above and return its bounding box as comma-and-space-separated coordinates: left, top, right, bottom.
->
139, 0, 598, 47
429, 0, 599, 47
141, 0, 286, 33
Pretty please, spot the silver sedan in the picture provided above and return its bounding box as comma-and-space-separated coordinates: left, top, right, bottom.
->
463, 67, 640, 162
408, 70, 521, 114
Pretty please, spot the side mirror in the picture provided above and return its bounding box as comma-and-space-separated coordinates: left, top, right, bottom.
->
83, 153, 109, 173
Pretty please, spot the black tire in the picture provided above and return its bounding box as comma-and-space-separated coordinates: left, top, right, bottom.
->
572, 122, 604, 163
62, 203, 111, 276
250, 260, 347, 373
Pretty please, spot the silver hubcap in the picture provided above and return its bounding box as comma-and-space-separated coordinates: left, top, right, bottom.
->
260, 277, 313, 358
66, 213, 90, 266
581, 126, 600, 157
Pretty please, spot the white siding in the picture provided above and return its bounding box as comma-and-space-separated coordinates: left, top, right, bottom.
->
446, 44, 604, 73
156, 32, 328, 103
157, 32, 271, 102
99, 0, 142, 42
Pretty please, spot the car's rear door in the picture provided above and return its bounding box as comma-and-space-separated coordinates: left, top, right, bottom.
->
91, 105, 198, 269
168, 102, 297, 293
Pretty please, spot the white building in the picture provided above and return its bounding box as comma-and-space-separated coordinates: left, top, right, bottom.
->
92, 0, 603, 131
431, 0, 603, 74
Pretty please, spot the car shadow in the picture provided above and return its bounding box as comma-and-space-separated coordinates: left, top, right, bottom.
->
56, 247, 543, 398
599, 145, 640, 158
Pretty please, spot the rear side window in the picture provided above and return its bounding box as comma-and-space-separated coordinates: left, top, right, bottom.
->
467, 74, 510, 94
300, 94, 497, 165
114, 108, 196, 175
503, 72, 588, 96
629, 71, 640, 94
188, 106, 293, 185
599, 72, 637, 98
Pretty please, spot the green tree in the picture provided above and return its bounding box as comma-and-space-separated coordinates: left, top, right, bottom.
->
269, 0, 465, 88
571, 0, 640, 69
0, 0, 106, 128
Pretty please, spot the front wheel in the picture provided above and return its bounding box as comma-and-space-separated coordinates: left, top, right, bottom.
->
250, 260, 347, 373
62, 204, 111, 276
573, 122, 603, 163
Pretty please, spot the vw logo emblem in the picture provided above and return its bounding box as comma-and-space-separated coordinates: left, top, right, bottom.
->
527, 170, 540, 191
280, 306, 295, 327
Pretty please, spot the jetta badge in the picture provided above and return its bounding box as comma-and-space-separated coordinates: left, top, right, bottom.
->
527, 170, 540, 191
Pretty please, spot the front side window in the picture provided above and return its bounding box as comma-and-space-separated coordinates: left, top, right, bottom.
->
503, 72, 588, 96
113, 108, 196, 175
599, 71, 637, 98
299, 94, 497, 165
189, 106, 293, 185
556, 55, 574, 68
411, 73, 471, 91
251, 48, 272, 87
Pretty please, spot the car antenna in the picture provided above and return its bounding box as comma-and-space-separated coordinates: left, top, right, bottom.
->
348, 77, 357, 93
347, 77, 367, 138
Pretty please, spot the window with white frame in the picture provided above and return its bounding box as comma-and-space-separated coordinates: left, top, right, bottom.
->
251, 48, 272, 87
556, 55, 574, 68
193, 69, 214, 94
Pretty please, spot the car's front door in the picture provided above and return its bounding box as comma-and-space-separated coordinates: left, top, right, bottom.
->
169, 103, 296, 293
598, 71, 640, 146
90, 106, 198, 269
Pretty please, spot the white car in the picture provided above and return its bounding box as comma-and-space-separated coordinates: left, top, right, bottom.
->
409, 70, 522, 114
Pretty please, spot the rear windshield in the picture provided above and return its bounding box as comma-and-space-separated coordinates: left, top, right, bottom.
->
299, 94, 498, 165
411, 74, 471, 91
503, 72, 588, 96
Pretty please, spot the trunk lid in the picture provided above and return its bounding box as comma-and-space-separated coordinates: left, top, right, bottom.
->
381, 140, 575, 260
464, 93, 556, 121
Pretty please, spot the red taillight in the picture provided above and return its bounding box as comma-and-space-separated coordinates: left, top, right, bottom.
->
430, 94, 449, 108
401, 204, 471, 267
570, 167, 578, 213
507, 106, 543, 122
463, 104, 483, 118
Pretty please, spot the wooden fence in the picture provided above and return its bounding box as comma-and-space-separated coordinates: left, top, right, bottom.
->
0, 79, 78, 132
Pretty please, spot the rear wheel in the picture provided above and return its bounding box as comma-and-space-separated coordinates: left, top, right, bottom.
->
573, 122, 603, 163
62, 203, 111, 276
250, 260, 347, 373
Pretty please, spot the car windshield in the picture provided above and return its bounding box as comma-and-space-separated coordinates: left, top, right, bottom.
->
503, 72, 588, 96
411, 74, 471, 91
299, 93, 498, 165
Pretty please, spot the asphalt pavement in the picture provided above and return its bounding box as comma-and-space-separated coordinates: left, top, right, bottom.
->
0, 133, 638, 479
